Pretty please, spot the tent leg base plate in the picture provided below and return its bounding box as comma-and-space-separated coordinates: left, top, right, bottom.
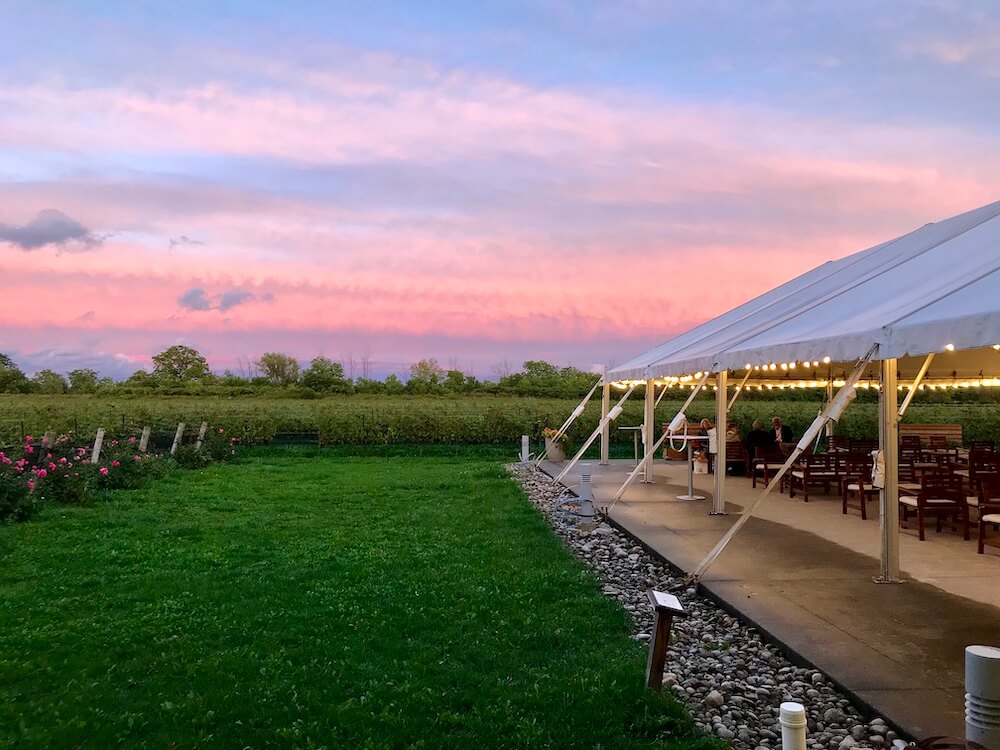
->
676, 494, 706, 501
872, 575, 903, 585
709, 510, 729, 516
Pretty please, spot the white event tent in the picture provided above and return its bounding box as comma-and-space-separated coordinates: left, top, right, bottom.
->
574, 198, 1000, 581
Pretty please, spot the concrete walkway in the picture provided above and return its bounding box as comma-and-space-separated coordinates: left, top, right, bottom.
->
541, 459, 1000, 739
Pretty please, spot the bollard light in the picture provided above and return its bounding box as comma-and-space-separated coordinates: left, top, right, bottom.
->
779, 702, 807, 750
966, 645, 1000, 749
576, 464, 595, 518
520, 435, 530, 463
645, 589, 686, 691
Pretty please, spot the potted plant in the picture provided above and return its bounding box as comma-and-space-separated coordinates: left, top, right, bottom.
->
542, 427, 569, 462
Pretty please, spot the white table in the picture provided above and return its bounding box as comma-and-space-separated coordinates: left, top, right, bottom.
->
666, 433, 708, 501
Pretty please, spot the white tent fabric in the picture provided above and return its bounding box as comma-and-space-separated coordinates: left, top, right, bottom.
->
607, 200, 1000, 381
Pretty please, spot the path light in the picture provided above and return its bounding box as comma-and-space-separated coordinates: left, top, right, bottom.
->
946, 343, 956, 351
822, 356, 831, 364
645, 589, 686, 691
576, 464, 595, 519
779, 702, 807, 750
966, 645, 1000, 749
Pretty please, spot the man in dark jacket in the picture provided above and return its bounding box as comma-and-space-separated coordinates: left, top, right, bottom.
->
744, 419, 774, 466
771, 417, 793, 444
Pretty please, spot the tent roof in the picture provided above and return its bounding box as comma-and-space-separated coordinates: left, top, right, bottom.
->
607, 199, 1000, 383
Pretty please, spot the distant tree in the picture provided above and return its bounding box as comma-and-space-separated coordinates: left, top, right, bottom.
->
126, 369, 155, 387
353, 377, 385, 394
219, 370, 250, 387
31, 369, 68, 394
0, 353, 31, 393
68, 368, 100, 393
382, 374, 405, 395
407, 358, 444, 393
301, 357, 351, 393
152, 345, 212, 382
256, 353, 301, 386
442, 369, 469, 393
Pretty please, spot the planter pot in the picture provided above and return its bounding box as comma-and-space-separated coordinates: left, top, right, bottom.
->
545, 437, 567, 462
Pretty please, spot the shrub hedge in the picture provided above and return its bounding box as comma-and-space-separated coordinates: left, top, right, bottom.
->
3, 394, 1000, 448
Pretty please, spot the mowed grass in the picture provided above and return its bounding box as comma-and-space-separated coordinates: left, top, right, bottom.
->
0, 456, 715, 749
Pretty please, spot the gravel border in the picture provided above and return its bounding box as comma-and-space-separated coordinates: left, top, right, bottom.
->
508, 464, 908, 750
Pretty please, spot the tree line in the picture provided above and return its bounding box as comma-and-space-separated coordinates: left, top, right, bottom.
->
4, 347, 998, 404
0, 347, 601, 399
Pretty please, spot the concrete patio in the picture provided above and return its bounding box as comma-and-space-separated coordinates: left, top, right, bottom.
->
540, 458, 1000, 739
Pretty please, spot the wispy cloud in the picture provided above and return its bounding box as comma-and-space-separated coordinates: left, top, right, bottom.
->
178, 288, 213, 311
0, 209, 105, 251
178, 287, 265, 312
169, 234, 206, 249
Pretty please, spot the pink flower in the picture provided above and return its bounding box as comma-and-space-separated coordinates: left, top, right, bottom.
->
111, 460, 121, 467
111, 439, 118, 446
37, 469, 47, 479
24, 436, 33, 444
26, 480, 35, 490
59, 457, 67, 464
230, 437, 238, 444
99, 467, 109, 476
134, 455, 142, 462
49, 462, 57, 471
218, 428, 224, 434
129, 436, 137, 444
25, 446, 34, 455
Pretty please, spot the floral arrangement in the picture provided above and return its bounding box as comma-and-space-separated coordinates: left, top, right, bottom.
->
541, 427, 568, 443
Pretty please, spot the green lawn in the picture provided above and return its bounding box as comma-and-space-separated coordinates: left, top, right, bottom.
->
0, 456, 714, 749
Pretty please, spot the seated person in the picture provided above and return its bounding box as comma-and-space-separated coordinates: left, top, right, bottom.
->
771, 416, 793, 445
700, 418, 717, 474
744, 419, 775, 465
725, 419, 740, 441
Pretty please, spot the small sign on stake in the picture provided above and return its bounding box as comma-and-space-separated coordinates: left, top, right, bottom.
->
139, 426, 151, 453
645, 588, 686, 691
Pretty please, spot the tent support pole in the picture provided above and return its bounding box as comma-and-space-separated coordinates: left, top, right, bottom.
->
712, 370, 727, 515
898, 353, 934, 420
654, 382, 670, 408
605, 372, 711, 508
642, 379, 656, 483
876, 358, 901, 584
554, 385, 636, 484
727, 368, 753, 412
825, 375, 835, 438
689, 345, 877, 581
600, 382, 611, 465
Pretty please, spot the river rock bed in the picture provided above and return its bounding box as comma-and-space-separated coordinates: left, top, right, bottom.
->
508, 464, 907, 750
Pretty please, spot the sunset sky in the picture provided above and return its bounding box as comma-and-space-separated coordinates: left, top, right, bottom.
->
2, 1, 999, 379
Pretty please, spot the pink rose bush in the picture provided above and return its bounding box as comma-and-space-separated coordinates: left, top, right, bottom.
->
2, 425, 237, 523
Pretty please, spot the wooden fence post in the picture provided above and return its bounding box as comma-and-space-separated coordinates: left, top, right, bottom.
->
171, 423, 185, 456
91, 428, 105, 464
139, 426, 151, 453
195, 421, 208, 451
